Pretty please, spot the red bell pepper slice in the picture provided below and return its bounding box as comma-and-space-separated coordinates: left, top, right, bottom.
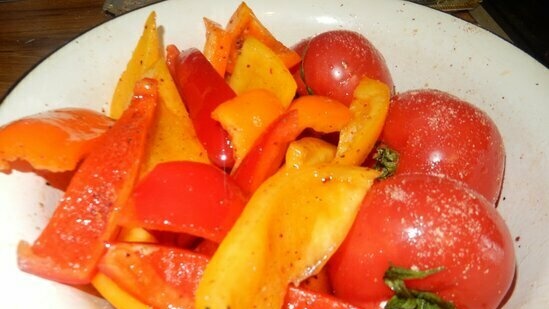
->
98, 242, 361, 309
120, 161, 247, 243
17, 78, 158, 285
171, 47, 236, 169
231, 109, 301, 195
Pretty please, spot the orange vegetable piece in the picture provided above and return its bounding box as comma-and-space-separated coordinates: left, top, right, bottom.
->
211, 89, 285, 167
289, 95, 352, 133
224, 2, 300, 73
17, 78, 158, 285
0, 108, 113, 173
92, 273, 152, 309
203, 18, 232, 77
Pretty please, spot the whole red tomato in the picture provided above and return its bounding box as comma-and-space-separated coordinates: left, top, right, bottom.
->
327, 174, 515, 309
381, 89, 505, 204
300, 30, 393, 105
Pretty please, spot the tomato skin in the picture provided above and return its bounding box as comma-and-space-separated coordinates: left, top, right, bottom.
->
328, 174, 515, 309
380, 89, 505, 204
301, 30, 393, 105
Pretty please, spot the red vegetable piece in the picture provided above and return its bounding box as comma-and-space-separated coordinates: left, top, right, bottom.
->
17, 78, 158, 285
98, 242, 363, 309
171, 47, 236, 169
121, 161, 247, 243
231, 109, 301, 195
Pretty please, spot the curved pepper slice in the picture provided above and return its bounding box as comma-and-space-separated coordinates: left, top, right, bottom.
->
172, 48, 236, 169
334, 78, 390, 166
120, 161, 247, 243
17, 78, 158, 284
212, 89, 285, 167
289, 95, 351, 133
195, 164, 379, 309
285, 137, 337, 170
0, 108, 113, 173
98, 243, 362, 309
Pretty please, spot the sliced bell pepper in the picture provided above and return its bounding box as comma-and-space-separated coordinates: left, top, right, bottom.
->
228, 37, 297, 108
98, 242, 363, 309
195, 164, 379, 309
285, 137, 337, 170
224, 2, 301, 73
17, 78, 158, 284
211, 89, 285, 167
92, 273, 152, 309
334, 77, 391, 166
140, 58, 209, 177
289, 95, 351, 133
0, 108, 113, 173
171, 48, 236, 169
120, 161, 247, 243
203, 17, 232, 77
110, 12, 160, 119
231, 109, 301, 195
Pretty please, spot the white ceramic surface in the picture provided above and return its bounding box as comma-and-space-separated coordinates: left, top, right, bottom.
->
1, 0, 548, 308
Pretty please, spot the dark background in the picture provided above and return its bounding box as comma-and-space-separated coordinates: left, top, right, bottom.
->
482, 0, 549, 68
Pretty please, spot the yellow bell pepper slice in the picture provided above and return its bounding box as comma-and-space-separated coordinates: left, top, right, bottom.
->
334, 78, 390, 165
92, 273, 151, 309
228, 37, 297, 108
139, 59, 210, 177
211, 89, 285, 167
285, 137, 336, 170
110, 12, 161, 119
195, 164, 379, 309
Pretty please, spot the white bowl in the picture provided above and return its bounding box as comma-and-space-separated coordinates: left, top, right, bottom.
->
1, 0, 548, 308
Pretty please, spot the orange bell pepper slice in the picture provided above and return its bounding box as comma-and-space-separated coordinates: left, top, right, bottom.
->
0, 108, 113, 173
17, 78, 158, 285
211, 89, 285, 167
223, 2, 300, 74
92, 273, 152, 309
203, 18, 232, 77
289, 95, 352, 133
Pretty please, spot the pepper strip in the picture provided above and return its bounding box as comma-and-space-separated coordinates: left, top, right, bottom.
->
334, 78, 390, 166
17, 78, 158, 284
196, 164, 379, 308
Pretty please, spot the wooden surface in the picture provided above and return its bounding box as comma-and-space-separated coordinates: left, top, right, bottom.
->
0, 0, 113, 100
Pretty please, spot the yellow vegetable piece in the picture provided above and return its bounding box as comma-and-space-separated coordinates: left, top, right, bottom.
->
285, 137, 336, 170
117, 227, 157, 243
334, 78, 390, 165
228, 37, 297, 108
92, 273, 151, 309
110, 12, 161, 119
195, 164, 379, 309
212, 89, 285, 167
139, 59, 210, 177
